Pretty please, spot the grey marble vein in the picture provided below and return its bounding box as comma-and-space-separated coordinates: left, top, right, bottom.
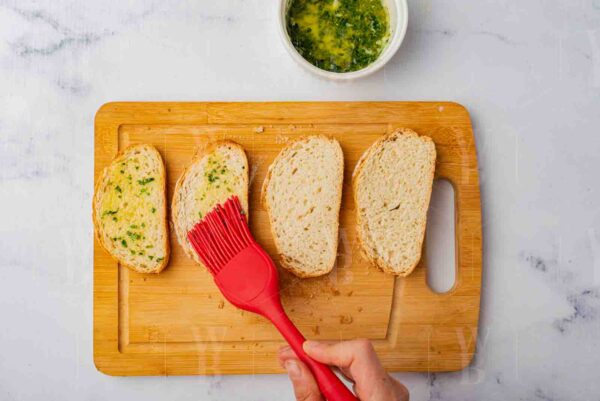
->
12, 33, 104, 57
554, 289, 600, 333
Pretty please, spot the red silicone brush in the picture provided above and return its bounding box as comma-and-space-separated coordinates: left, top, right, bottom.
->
187, 196, 359, 401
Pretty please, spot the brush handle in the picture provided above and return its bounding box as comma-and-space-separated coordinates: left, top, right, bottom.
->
265, 303, 360, 401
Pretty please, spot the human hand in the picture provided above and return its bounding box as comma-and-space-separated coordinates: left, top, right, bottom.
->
278, 339, 409, 401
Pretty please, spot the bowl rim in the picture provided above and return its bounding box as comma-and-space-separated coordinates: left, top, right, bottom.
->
277, 0, 408, 80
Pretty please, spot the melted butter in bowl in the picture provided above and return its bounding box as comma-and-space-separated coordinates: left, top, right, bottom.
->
287, 0, 390, 73
278, 0, 408, 80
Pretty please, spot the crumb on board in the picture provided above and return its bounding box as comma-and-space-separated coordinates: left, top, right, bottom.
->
339, 315, 354, 324
253, 126, 264, 133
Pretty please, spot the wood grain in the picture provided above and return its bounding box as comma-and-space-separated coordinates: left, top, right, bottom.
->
94, 102, 482, 376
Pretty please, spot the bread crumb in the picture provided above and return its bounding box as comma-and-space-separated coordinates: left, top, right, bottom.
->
339, 315, 353, 324
218, 300, 225, 309
253, 126, 264, 133
275, 134, 289, 144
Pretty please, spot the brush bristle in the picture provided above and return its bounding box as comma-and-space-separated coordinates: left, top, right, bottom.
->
187, 196, 253, 275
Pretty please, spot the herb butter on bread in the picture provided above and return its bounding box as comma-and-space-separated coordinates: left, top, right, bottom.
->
262, 135, 343, 278
172, 141, 249, 264
353, 129, 436, 277
93, 144, 170, 273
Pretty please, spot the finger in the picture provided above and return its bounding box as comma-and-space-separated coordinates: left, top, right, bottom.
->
284, 359, 323, 401
278, 345, 297, 362
303, 339, 393, 400
331, 366, 355, 383
391, 378, 410, 401
303, 339, 385, 375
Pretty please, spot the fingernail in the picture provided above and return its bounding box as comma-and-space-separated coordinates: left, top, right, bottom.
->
303, 340, 319, 352
284, 360, 301, 378
279, 345, 291, 353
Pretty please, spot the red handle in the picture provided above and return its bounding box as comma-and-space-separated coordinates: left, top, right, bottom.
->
264, 303, 360, 401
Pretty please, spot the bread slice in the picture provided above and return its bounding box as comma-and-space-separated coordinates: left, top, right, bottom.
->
262, 135, 343, 277
353, 129, 436, 277
93, 144, 170, 273
172, 141, 249, 264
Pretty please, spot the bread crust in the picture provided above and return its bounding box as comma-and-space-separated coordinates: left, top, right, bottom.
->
171, 140, 249, 264
261, 135, 344, 278
352, 128, 436, 277
92, 144, 170, 274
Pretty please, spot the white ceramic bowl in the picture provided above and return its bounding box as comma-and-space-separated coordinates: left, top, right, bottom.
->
277, 0, 408, 80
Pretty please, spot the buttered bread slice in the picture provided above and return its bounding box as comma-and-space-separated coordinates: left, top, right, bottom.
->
353, 129, 436, 277
172, 141, 249, 264
93, 144, 170, 273
262, 135, 343, 278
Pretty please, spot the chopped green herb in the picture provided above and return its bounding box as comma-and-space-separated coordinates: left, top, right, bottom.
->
145, 245, 153, 249
115, 185, 122, 193
102, 209, 119, 218
141, 222, 146, 228
198, 211, 203, 219
151, 207, 156, 213
207, 169, 219, 183
130, 224, 138, 229
120, 170, 125, 174
137, 177, 155, 185
126, 231, 142, 241
148, 255, 154, 260
156, 257, 164, 263
287, 0, 390, 73
121, 239, 128, 247
112, 216, 118, 222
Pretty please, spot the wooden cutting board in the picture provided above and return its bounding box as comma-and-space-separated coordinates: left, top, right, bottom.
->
94, 102, 481, 376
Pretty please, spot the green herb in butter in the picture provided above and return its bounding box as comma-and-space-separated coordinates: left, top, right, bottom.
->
287, 0, 390, 73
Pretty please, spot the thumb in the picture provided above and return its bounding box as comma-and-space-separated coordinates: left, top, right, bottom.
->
303, 340, 395, 401
284, 359, 323, 401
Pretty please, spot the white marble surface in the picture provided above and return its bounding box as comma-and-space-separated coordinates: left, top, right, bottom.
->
1, 0, 599, 400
